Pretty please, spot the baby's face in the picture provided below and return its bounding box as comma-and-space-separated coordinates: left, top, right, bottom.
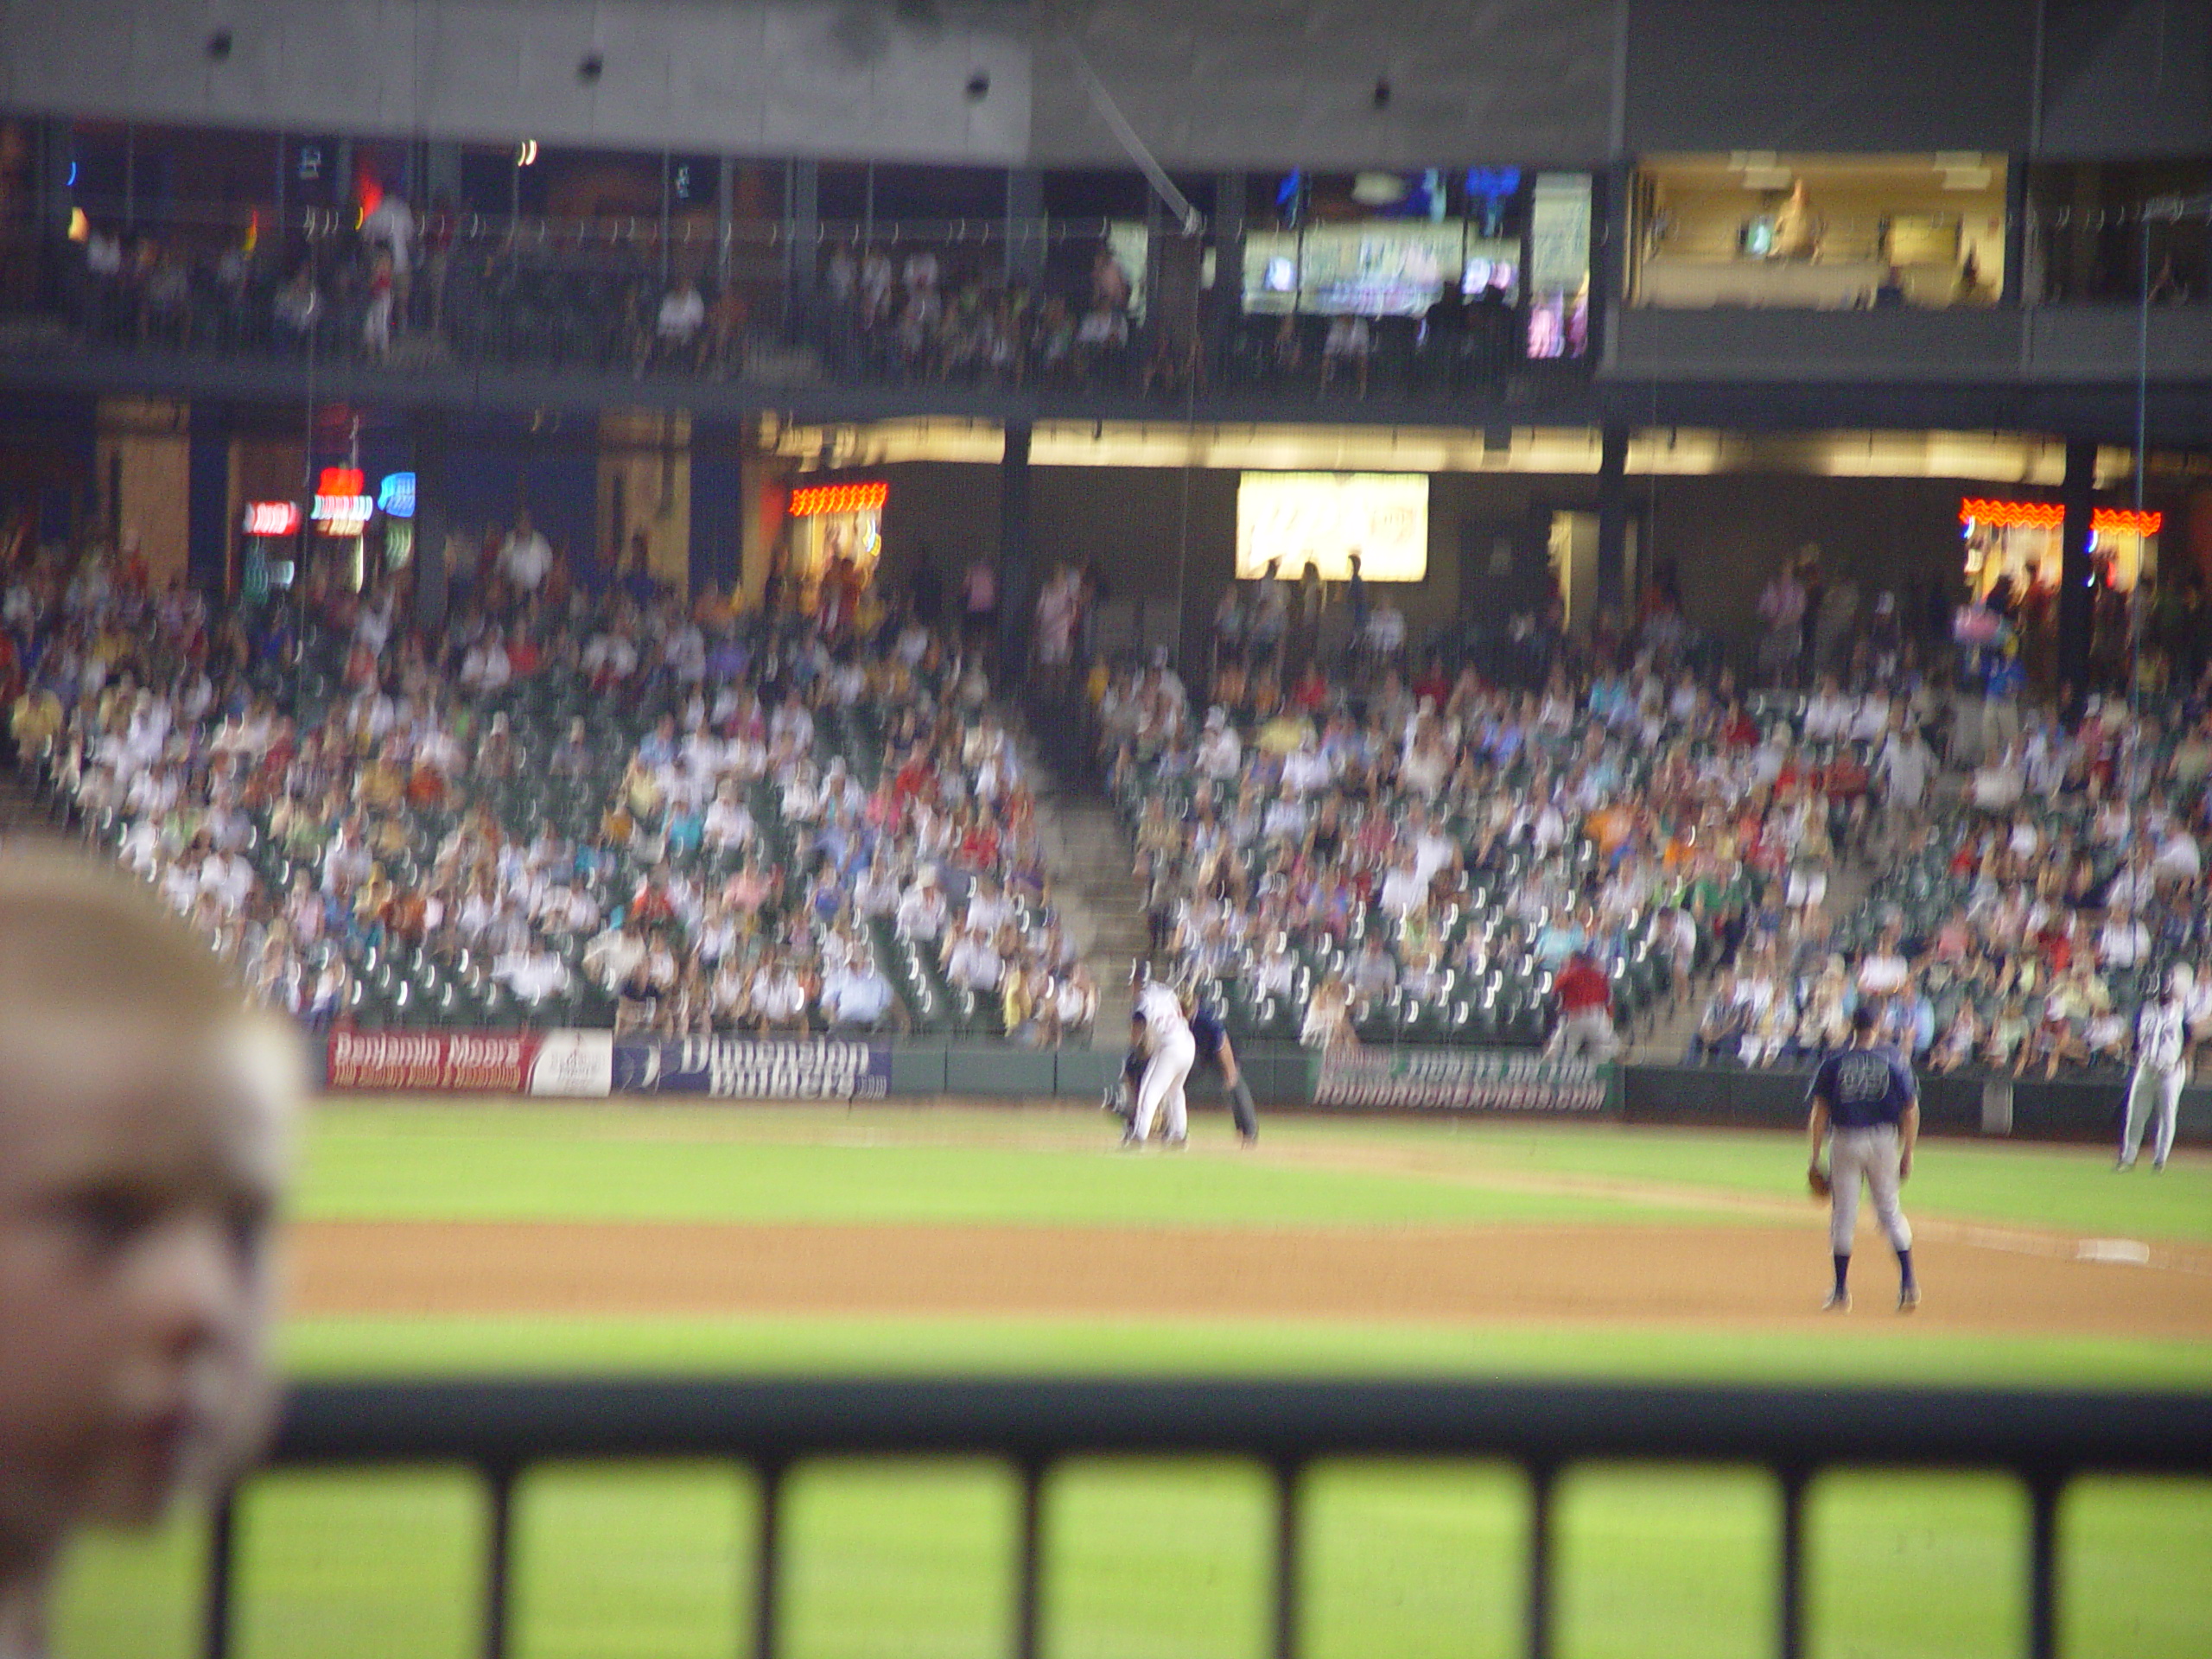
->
0, 1022, 289, 1548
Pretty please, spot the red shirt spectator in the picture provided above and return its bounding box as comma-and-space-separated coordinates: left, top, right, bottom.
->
1555, 954, 1611, 1016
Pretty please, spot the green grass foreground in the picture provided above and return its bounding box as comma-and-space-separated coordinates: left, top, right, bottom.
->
51, 1101, 2212, 1656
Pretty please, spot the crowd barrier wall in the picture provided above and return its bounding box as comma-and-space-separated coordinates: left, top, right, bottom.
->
312, 1032, 2209, 1147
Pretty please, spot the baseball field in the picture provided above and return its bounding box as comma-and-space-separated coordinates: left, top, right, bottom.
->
54, 1100, 2212, 1659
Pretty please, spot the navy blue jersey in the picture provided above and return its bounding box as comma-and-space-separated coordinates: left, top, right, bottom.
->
1809, 1043, 1916, 1128
1190, 1007, 1227, 1064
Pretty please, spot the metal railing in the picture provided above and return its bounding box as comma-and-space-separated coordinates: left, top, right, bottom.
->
205, 1376, 2212, 1659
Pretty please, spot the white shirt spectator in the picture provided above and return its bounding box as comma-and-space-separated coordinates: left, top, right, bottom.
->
1802, 690, 1852, 742
2154, 830, 2202, 881
1856, 948, 1910, 998
461, 639, 512, 695
1054, 975, 1097, 1031
2098, 915, 2151, 969
500, 524, 553, 592
944, 931, 1002, 994
657, 285, 706, 341
703, 794, 755, 852
898, 880, 949, 942
500, 949, 572, 1005
2104, 863, 2157, 917
824, 960, 896, 1026
1848, 695, 1892, 744
360, 195, 416, 274
752, 965, 810, 1024
1377, 862, 1427, 918
1364, 602, 1406, 656
582, 926, 645, 992
583, 631, 639, 681
1281, 742, 1332, 796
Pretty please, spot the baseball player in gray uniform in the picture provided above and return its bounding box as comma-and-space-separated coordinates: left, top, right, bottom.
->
2118, 964, 2191, 1172
1806, 1005, 1920, 1313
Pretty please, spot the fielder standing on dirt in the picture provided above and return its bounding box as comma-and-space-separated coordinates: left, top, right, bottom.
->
2117, 963, 2190, 1172
1806, 1005, 1920, 1313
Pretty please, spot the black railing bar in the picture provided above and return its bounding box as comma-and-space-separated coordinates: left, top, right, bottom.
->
1013, 1459, 1043, 1659
199, 1495, 236, 1659
752, 1459, 785, 1659
1777, 1466, 1808, 1659
265, 1380, 2212, 1476
1525, 1461, 1554, 1659
1272, 1459, 1303, 1659
2027, 1475, 2059, 1659
483, 1464, 515, 1659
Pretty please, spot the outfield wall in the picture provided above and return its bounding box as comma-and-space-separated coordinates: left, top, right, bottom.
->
308, 1031, 2212, 1148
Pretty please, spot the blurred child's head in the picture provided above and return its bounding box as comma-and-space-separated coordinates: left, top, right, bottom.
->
0, 852, 297, 1570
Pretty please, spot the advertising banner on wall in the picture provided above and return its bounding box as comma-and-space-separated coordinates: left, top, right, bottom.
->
327, 1030, 613, 1096
612, 1038, 893, 1100
1314, 1047, 1616, 1116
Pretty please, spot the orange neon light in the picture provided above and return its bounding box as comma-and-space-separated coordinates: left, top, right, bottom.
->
1960, 499, 2163, 536
788, 481, 888, 518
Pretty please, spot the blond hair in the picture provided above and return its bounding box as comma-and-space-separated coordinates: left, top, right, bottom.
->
0, 845, 248, 1025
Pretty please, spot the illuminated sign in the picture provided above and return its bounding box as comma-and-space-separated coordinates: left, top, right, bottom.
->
789, 481, 889, 518
241, 501, 302, 537
377, 472, 416, 518
312, 467, 372, 533
1235, 473, 1429, 583
1959, 499, 2163, 535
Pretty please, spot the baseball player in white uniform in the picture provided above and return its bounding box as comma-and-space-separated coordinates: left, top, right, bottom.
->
2118, 964, 2192, 1172
1126, 962, 1196, 1147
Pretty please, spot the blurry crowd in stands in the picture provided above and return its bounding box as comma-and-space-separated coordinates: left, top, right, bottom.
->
1084, 537, 2212, 1076
46, 197, 1520, 398
0, 508, 1099, 1044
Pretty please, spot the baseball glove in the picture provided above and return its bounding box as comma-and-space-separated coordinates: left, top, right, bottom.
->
1807, 1164, 1832, 1199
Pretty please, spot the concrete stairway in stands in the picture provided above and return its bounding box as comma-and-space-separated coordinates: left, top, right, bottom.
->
1010, 720, 1152, 1046
1626, 846, 1882, 1064
0, 764, 66, 841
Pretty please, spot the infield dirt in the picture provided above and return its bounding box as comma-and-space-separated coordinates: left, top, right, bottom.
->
289, 1216, 2212, 1339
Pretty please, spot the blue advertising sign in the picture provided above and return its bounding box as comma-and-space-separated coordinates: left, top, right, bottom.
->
377, 471, 416, 518
613, 1038, 891, 1100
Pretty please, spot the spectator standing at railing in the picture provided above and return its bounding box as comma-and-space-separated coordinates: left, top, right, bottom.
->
360, 191, 416, 331
1549, 947, 1619, 1063
499, 511, 552, 600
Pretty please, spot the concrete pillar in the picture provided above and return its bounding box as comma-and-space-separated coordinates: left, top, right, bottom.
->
1005, 168, 1045, 287
411, 411, 449, 633
2001, 156, 2028, 303
2058, 437, 2096, 706
1595, 423, 1629, 621
95, 397, 190, 585
786, 159, 817, 324
187, 402, 230, 593
1211, 170, 1246, 358
998, 422, 1033, 671
598, 410, 693, 593
690, 419, 746, 599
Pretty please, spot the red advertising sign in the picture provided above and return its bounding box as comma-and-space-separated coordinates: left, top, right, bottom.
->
788, 480, 888, 517
242, 500, 302, 537
326, 1029, 613, 1096
327, 1030, 536, 1091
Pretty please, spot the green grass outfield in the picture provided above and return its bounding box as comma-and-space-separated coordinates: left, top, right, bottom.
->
53, 1102, 2212, 1658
